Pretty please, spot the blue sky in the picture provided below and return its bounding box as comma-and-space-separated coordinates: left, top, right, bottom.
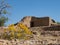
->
6, 0, 60, 25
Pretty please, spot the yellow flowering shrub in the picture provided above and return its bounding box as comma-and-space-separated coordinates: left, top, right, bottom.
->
8, 24, 16, 31
0, 23, 32, 40
17, 23, 32, 35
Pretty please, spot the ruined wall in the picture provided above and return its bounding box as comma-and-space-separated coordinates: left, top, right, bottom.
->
30, 17, 50, 27
20, 16, 57, 27
43, 25, 60, 31
20, 16, 32, 27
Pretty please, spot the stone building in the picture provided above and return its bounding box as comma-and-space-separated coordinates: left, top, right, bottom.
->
20, 16, 57, 27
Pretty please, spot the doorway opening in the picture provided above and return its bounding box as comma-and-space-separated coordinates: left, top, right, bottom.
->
30, 22, 34, 27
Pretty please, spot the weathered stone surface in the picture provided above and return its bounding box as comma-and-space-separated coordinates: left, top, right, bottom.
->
20, 16, 57, 27
0, 16, 60, 45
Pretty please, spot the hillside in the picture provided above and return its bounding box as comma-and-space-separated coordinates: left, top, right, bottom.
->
0, 16, 60, 45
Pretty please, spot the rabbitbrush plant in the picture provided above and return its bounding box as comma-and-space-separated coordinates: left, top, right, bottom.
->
0, 23, 32, 40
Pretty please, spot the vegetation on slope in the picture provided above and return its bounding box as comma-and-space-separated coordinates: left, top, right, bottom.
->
0, 23, 32, 40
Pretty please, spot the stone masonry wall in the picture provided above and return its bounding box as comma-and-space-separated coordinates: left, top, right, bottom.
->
20, 16, 53, 27
31, 17, 50, 27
